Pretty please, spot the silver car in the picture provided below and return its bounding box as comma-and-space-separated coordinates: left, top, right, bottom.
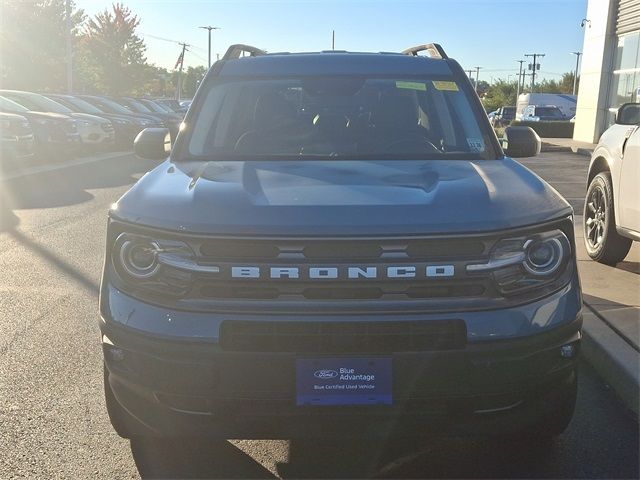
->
584, 102, 640, 264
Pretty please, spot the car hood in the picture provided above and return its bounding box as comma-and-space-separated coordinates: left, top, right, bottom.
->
113, 158, 572, 236
21, 111, 72, 121
69, 112, 110, 125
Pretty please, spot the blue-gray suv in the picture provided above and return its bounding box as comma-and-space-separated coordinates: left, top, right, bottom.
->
100, 43, 582, 441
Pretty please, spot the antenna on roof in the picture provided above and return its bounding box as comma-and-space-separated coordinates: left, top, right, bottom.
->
332, 30, 335, 51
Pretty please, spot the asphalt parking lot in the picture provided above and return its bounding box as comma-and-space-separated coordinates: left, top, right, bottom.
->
0, 152, 638, 478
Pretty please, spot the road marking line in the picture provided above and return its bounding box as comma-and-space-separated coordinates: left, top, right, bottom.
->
0, 151, 133, 181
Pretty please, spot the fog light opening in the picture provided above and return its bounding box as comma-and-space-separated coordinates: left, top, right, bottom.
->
105, 345, 126, 362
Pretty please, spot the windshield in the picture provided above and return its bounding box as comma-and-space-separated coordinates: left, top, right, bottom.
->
536, 107, 564, 118
84, 96, 132, 115
0, 96, 29, 113
125, 98, 152, 113
2, 92, 73, 114
57, 96, 105, 115
142, 99, 172, 114
186, 76, 495, 160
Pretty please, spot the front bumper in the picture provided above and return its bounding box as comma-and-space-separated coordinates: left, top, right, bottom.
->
101, 284, 582, 439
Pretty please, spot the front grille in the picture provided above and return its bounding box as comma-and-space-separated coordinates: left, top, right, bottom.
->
188, 236, 491, 301
199, 238, 486, 262
64, 119, 77, 133
220, 320, 467, 353
10, 121, 32, 135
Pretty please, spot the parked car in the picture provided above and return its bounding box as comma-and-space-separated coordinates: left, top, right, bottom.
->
583, 102, 640, 264
154, 98, 188, 114
490, 106, 516, 128
110, 96, 182, 141
0, 90, 114, 152
101, 43, 582, 443
517, 93, 577, 120
137, 98, 179, 115
45, 94, 142, 150
78, 95, 164, 130
518, 105, 567, 122
0, 95, 80, 159
0, 112, 35, 170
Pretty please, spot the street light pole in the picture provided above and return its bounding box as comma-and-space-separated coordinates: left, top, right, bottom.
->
199, 26, 220, 68
516, 59, 525, 100
474, 66, 482, 94
571, 51, 582, 95
66, 0, 72, 93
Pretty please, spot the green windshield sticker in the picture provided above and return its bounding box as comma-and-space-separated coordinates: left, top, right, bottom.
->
395, 81, 427, 91
432, 80, 459, 91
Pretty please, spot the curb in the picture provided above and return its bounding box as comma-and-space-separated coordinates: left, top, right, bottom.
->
581, 309, 639, 417
571, 147, 593, 157
0, 150, 132, 181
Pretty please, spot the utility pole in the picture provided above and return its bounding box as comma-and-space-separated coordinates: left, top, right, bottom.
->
516, 59, 525, 100
199, 26, 220, 69
474, 66, 482, 94
525, 53, 545, 92
66, 0, 72, 93
175, 42, 189, 102
571, 51, 582, 95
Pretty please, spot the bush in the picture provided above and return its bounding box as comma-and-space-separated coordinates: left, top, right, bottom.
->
510, 121, 574, 138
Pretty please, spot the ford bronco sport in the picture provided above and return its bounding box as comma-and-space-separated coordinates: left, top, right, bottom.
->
100, 43, 582, 440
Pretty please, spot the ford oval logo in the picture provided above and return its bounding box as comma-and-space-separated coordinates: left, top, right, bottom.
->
314, 369, 338, 379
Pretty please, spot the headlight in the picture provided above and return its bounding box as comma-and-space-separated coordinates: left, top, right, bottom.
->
111, 233, 200, 296
78, 120, 93, 127
467, 229, 572, 295
116, 235, 161, 279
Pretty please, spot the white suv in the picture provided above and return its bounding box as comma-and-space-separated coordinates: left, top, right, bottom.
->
584, 103, 640, 265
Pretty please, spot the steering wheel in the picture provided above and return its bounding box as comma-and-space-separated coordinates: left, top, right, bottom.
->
384, 136, 440, 153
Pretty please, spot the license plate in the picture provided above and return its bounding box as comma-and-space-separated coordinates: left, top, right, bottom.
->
296, 357, 392, 406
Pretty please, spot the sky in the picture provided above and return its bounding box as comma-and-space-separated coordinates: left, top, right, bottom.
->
77, 0, 588, 82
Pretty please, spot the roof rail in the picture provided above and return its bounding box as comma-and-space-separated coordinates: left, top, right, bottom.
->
402, 43, 448, 59
222, 44, 267, 60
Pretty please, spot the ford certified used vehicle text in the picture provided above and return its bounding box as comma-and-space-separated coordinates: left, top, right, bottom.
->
100, 44, 582, 442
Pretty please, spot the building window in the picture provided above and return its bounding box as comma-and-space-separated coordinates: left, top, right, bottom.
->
609, 31, 640, 124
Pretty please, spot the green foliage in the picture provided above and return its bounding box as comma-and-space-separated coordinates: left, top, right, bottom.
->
511, 120, 574, 138
482, 80, 518, 112
77, 3, 150, 95
536, 72, 578, 94
0, 0, 85, 91
177, 66, 207, 98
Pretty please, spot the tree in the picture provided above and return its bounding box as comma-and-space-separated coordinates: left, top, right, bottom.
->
482, 79, 518, 112
77, 3, 150, 95
0, 1, 84, 91
182, 66, 207, 98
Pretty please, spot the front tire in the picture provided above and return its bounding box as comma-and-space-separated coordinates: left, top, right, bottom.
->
583, 173, 632, 265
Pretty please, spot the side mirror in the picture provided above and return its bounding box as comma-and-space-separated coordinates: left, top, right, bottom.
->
502, 126, 541, 158
134, 128, 171, 160
615, 103, 640, 125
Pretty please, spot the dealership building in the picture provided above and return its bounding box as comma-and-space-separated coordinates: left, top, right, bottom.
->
574, 0, 640, 143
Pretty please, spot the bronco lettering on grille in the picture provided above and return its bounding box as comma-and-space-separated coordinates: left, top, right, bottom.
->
230, 265, 455, 279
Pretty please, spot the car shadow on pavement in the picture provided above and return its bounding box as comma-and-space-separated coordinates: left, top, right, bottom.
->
0, 155, 159, 233
130, 438, 277, 479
